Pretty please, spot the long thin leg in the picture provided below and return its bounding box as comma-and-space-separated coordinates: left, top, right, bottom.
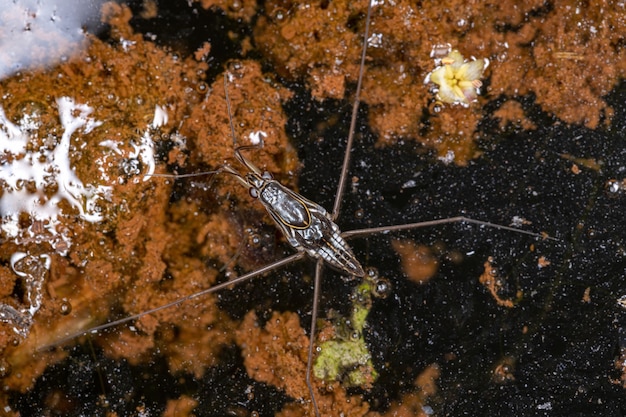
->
306, 259, 324, 417
331, 1, 373, 221
42, 252, 305, 351
224, 74, 240, 149
342, 216, 558, 240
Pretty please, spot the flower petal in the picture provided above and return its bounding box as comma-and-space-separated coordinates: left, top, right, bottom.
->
436, 80, 459, 104
457, 59, 485, 81
428, 66, 446, 86
458, 82, 478, 103
447, 50, 465, 69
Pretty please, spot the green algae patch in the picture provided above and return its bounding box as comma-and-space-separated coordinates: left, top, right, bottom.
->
314, 278, 380, 388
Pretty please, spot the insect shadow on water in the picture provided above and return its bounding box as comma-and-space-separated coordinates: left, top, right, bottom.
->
45, 1, 556, 416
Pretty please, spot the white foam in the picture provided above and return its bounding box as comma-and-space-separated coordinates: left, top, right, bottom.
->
0, 98, 112, 226
248, 130, 267, 146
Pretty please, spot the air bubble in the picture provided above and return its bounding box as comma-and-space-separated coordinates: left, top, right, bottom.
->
373, 277, 392, 299
272, 8, 287, 21
227, 61, 245, 79
0, 361, 11, 378
365, 267, 378, 281
60, 300, 72, 315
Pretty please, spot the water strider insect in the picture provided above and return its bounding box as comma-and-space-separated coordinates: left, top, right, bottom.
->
218, 99, 365, 279
41, 2, 557, 416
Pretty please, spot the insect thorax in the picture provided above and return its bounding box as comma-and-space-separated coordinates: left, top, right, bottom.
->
259, 181, 314, 228
259, 181, 363, 277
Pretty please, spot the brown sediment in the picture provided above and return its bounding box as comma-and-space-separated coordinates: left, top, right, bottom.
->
0, 0, 251, 406
492, 356, 517, 384
163, 395, 198, 417
493, 100, 537, 131
235, 310, 375, 417
254, 0, 626, 164
558, 153, 603, 172
195, 0, 258, 22
391, 239, 439, 284
382, 364, 440, 417
253, 1, 365, 99
478, 257, 518, 308
615, 348, 626, 389
139, 0, 159, 19
181, 58, 297, 213
537, 255, 551, 268
0, 1, 302, 412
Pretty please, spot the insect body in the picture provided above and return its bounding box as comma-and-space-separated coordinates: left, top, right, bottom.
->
222, 148, 365, 278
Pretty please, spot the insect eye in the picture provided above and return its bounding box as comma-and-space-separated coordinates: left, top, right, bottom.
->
262, 171, 273, 180
249, 188, 259, 199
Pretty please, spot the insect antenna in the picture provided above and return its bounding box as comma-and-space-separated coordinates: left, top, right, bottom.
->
144, 171, 219, 179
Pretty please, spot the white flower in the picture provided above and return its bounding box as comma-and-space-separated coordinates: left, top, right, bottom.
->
425, 50, 488, 106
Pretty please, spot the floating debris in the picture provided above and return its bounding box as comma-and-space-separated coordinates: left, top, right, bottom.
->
313, 272, 389, 388
425, 48, 489, 107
